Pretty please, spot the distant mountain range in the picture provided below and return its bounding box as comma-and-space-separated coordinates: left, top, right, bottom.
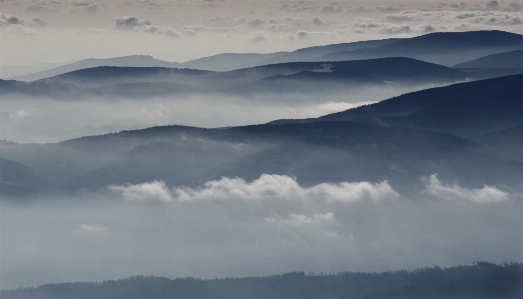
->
454, 49, 523, 69
9, 30, 523, 82
9, 38, 403, 81
0, 58, 469, 98
314, 30, 523, 66
2, 74, 523, 197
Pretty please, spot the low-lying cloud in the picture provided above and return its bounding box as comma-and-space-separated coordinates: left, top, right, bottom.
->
109, 180, 173, 202
423, 174, 509, 203
109, 174, 398, 204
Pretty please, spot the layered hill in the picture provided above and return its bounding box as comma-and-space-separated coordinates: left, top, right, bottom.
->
316, 30, 523, 66
3, 58, 467, 98
272, 74, 523, 137
454, 49, 523, 69
2, 74, 523, 198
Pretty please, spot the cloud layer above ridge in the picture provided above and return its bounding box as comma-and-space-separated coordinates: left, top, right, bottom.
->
2, 0, 523, 65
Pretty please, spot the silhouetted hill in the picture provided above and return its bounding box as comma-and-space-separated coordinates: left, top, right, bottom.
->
179, 38, 403, 71
1, 263, 522, 299
454, 49, 523, 68
233, 58, 465, 94
0, 79, 83, 98
11, 55, 181, 82
39, 67, 214, 88
304, 74, 523, 136
3, 118, 523, 197
316, 31, 523, 66
13, 58, 467, 98
455, 68, 523, 80
180, 52, 289, 71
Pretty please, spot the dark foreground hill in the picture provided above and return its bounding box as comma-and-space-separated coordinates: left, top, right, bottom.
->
275, 74, 523, 137
1, 263, 522, 299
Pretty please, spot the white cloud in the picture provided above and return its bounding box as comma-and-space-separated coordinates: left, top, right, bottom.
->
173, 174, 398, 203
265, 212, 335, 226
109, 180, 173, 202
422, 174, 509, 204
74, 224, 109, 234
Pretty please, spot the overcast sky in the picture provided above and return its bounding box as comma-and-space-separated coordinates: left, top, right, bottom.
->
1, 0, 523, 66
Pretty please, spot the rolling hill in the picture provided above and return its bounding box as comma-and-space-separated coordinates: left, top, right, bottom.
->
315, 30, 523, 66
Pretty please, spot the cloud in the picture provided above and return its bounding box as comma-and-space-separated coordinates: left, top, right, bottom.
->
295, 30, 310, 39
173, 174, 398, 203
422, 174, 509, 204
109, 180, 173, 202
0, 14, 23, 26
249, 31, 267, 43
486, 1, 500, 10
74, 224, 109, 234
0, 14, 49, 29
205, 15, 236, 27
312, 17, 324, 26
505, 2, 522, 12
379, 24, 411, 34
115, 16, 152, 31
455, 12, 522, 26
71, 5, 97, 14
138, 25, 180, 37
321, 5, 343, 14
265, 212, 335, 226
385, 14, 414, 22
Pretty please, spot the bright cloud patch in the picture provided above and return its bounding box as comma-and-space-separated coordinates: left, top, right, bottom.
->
74, 224, 109, 234
265, 212, 335, 226
173, 174, 398, 203
423, 174, 509, 203
109, 180, 173, 202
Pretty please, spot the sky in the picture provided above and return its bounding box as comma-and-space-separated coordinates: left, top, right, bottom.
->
1, 0, 523, 67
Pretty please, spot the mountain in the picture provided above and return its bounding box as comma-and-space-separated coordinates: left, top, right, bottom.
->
39, 67, 215, 88
0, 79, 83, 98
315, 30, 523, 66
11, 55, 181, 82
2, 263, 522, 299
9, 38, 404, 80
454, 49, 523, 68
275, 74, 523, 136
2, 115, 523, 197
230, 58, 466, 94
180, 38, 404, 71
180, 52, 289, 72
21, 58, 466, 98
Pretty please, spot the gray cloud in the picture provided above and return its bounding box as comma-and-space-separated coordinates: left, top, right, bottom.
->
0, 14, 48, 31
486, 1, 500, 10
115, 16, 152, 30
506, 2, 523, 12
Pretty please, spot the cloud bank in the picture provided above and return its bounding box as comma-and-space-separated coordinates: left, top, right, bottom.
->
110, 174, 399, 203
